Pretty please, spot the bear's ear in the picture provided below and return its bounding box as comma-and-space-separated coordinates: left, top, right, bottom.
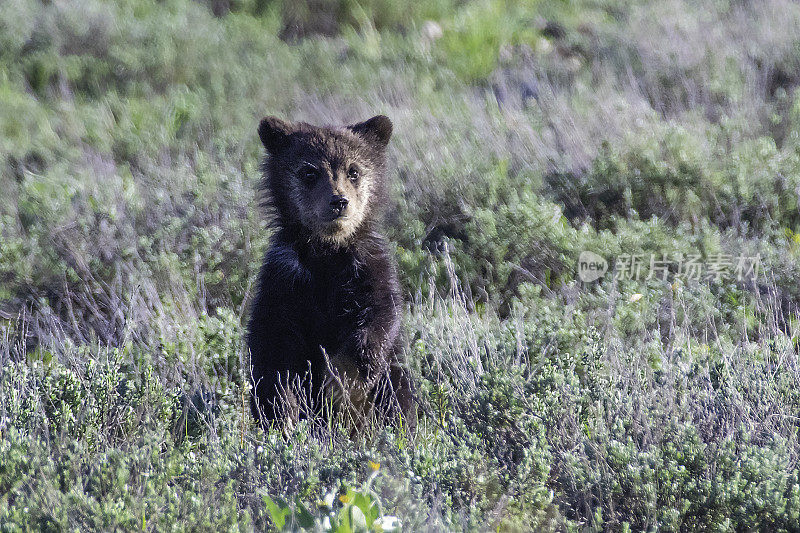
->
348, 115, 392, 148
258, 116, 294, 153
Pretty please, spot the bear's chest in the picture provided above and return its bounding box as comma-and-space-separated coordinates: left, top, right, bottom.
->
304, 262, 370, 345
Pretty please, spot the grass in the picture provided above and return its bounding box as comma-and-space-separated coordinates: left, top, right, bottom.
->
3, 0, 800, 530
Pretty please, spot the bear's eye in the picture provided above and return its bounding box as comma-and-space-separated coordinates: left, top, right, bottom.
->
347, 165, 360, 183
300, 165, 320, 184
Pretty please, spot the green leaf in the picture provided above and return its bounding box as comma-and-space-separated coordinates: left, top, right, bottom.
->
294, 497, 315, 529
351, 504, 368, 531
351, 492, 379, 527
263, 495, 291, 531
337, 504, 354, 533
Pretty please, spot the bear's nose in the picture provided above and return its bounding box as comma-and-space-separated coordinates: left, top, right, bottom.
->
330, 195, 348, 216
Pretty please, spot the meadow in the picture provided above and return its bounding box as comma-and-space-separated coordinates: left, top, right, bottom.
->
3, 0, 800, 530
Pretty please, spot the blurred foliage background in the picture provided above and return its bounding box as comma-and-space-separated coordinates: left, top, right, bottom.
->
3, 0, 800, 530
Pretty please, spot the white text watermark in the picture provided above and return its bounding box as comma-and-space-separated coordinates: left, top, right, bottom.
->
578, 252, 760, 283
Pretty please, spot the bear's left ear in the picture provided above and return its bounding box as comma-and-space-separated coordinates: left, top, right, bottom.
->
348, 115, 393, 148
258, 116, 294, 154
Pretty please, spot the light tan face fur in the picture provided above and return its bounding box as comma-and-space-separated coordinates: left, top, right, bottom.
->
259, 115, 391, 246
288, 150, 375, 246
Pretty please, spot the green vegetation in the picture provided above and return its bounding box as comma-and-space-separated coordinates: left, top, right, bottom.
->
3, 0, 800, 530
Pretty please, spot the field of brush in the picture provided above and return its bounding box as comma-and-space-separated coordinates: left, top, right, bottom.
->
3, 0, 800, 530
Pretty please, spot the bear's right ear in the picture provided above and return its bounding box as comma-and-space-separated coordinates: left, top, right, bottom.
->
258, 116, 293, 153
348, 115, 392, 148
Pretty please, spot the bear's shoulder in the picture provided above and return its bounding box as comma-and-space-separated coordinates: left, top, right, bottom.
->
262, 238, 311, 285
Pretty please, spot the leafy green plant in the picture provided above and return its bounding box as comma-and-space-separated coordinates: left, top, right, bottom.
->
264, 463, 401, 532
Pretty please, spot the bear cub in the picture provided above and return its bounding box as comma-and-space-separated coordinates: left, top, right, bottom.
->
248, 114, 414, 430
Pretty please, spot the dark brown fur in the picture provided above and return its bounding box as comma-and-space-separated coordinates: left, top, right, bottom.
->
247, 115, 415, 430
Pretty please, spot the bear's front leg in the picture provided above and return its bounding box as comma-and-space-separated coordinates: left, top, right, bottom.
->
327, 292, 415, 428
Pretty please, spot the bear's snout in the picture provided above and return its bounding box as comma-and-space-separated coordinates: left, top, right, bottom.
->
329, 195, 349, 217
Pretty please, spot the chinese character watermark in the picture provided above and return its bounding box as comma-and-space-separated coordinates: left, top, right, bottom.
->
578, 252, 760, 283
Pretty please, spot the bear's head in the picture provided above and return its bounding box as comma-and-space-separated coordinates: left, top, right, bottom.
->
258, 115, 392, 247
